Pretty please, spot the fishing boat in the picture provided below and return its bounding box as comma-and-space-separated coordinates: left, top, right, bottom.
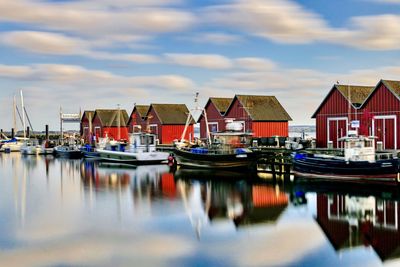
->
96, 132, 169, 165
174, 123, 256, 169
293, 132, 400, 184
54, 144, 82, 158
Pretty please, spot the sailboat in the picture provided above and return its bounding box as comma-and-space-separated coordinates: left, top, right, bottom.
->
0, 92, 28, 153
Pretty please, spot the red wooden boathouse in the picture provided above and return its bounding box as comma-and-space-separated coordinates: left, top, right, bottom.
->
223, 95, 292, 138
127, 105, 150, 133
313, 80, 400, 149
92, 109, 129, 141
80, 110, 94, 144
312, 84, 374, 148
146, 104, 195, 144
198, 97, 232, 139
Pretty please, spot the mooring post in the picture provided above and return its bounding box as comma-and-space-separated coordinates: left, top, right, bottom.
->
26, 126, 30, 138
45, 125, 49, 140
11, 128, 14, 139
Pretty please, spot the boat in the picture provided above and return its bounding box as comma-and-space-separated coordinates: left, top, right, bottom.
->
20, 139, 42, 155
293, 132, 400, 184
174, 120, 257, 169
54, 144, 82, 159
0, 137, 27, 153
96, 132, 169, 165
80, 144, 101, 159
39, 140, 56, 155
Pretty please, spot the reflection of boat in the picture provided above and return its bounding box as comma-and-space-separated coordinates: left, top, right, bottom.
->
294, 134, 400, 184
97, 132, 169, 165
80, 144, 100, 159
174, 168, 253, 181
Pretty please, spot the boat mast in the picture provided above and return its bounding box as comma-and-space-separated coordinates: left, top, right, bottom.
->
117, 104, 121, 140
20, 90, 26, 139
13, 95, 17, 135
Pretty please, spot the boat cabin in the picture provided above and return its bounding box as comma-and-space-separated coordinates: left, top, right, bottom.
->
339, 132, 375, 162
211, 121, 253, 148
128, 132, 157, 153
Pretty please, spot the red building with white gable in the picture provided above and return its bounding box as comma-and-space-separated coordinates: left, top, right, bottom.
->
198, 97, 232, 139
146, 104, 195, 144
313, 80, 400, 149
91, 109, 129, 141
127, 104, 150, 133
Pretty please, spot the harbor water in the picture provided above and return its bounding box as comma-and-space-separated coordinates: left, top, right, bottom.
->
0, 153, 398, 267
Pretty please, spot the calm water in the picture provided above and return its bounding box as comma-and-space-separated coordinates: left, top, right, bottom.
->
0, 153, 399, 267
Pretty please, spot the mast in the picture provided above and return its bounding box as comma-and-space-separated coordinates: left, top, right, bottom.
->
20, 90, 26, 139
13, 95, 17, 134
117, 104, 121, 140
347, 84, 351, 134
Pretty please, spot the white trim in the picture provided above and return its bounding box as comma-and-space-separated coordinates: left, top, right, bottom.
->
149, 124, 158, 135
207, 122, 218, 133
372, 115, 397, 149
327, 117, 348, 148
234, 120, 246, 133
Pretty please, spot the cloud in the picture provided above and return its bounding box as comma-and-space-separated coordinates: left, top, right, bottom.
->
180, 32, 245, 45
164, 53, 234, 70
0, 0, 196, 37
0, 31, 161, 63
235, 58, 276, 71
202, 0, 400, 50
203, 0, 331, 44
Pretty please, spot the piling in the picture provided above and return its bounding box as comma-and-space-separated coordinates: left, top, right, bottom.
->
27, 126, 30, 138
11, 128, 14, 138
45, 125, 49, 140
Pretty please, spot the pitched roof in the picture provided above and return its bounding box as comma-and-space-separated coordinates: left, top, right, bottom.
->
335, 85, 375, 107
94, 109, 129, 127
81, 110, 94, 122
229, 95, 292, 121
150, 104, 195, 124
135, 105, 150, 118
210, 97, 233, 114
311, 84, 374, 118
382, 80, 400, 99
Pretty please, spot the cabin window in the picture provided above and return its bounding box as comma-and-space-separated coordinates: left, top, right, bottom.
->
140, 135, 155, 145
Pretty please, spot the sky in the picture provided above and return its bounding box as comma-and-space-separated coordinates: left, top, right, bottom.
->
0, 0, 400, 131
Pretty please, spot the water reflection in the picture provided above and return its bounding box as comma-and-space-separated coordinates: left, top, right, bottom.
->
295, 181, 400, 264
2, 153, 400, 266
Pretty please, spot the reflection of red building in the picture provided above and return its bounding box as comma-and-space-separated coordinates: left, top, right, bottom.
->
316, 193, 400, 261
204, 183, 288, 227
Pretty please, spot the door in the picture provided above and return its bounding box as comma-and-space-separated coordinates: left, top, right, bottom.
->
373, 115, 396, 149
327, 117, 348, 148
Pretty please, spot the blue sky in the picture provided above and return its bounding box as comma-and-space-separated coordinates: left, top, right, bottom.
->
0, 0, 400, 131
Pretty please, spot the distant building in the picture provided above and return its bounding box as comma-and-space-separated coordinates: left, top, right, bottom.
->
91, 109, 129, 141
146, 104, 195, 144
199, 95, 291, 138
80, 110, 94, 143
127, 104, 150, 133
198, 97, 232, 139
313, 80, 400, 149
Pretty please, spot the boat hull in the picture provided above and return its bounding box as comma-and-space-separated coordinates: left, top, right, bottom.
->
54, 149, 82, 159
97, 149, 169, 165
293, 154, 400, 184
173, 148, 256, 170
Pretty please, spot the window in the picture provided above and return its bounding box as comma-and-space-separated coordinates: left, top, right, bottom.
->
207, 122, 218, 133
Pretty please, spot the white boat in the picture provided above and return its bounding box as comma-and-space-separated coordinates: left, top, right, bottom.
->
0, 137, 27, 152
21, 139, 42, 155
97, 132, 169, 165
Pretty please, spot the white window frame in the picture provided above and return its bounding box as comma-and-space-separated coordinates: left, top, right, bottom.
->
207, 122, 219, 133
372, 115, 397, 150
327, 117, 348, 148
235, 120, 246, 133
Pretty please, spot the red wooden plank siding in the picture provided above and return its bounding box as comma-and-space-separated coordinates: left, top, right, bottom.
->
252, 122, 288, 137
161, 125, 194, 144
199, 102, 226, 139
102, 127, 129, 141
129, 111, 146, 133
363, 84, 400, 149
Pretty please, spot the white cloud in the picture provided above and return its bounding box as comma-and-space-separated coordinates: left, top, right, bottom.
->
180, 32, 245, 45
0, 0, 196, 37
164, 53, 234, 70
235, 58, 276, 71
